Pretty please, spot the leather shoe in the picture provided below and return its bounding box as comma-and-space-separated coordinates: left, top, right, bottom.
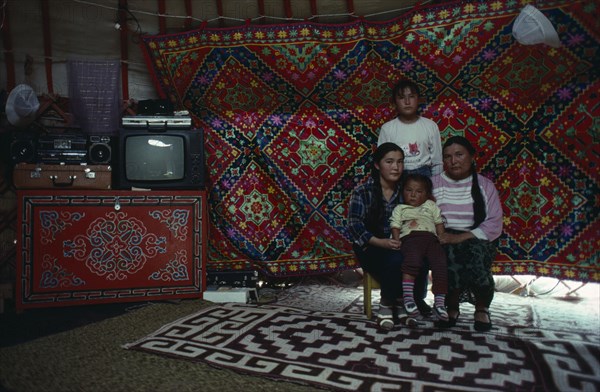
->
474, 310, 492, 332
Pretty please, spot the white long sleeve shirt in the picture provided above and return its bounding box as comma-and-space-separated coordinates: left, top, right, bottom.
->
377, 116, 443, 175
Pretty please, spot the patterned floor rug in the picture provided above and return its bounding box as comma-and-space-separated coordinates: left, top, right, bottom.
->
266, 278, 534, 329
124, 299, 599, 391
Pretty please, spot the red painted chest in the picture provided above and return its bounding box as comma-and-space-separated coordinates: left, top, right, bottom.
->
16, 190, 207, 310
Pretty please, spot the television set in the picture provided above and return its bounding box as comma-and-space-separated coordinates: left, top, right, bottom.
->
115, 128, 205, 190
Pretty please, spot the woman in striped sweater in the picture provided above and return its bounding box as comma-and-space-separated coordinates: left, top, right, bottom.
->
432, 136, 503, 331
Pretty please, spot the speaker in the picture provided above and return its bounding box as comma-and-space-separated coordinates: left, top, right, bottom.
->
10, 134, 36, 163
88, 135, 112, 164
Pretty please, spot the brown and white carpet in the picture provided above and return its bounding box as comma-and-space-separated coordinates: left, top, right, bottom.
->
124, 294, 600, 391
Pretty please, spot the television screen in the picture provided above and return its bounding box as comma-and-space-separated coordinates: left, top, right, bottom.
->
125, 135, 184, 181
116, 128, 205, 190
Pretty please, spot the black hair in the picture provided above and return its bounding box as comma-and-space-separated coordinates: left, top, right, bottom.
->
443, 136, 486, 229
392, 79, 420, 102
371, 142, 404, 178
366, 142, 404, 236
402, 173, 434, 200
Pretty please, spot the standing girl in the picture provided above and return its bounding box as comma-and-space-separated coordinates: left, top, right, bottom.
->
378, 79, 443, 177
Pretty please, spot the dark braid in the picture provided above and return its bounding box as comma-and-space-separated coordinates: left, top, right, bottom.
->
470, 162, 486, 229
365, 143, 404, 236
443, 136, 486, 229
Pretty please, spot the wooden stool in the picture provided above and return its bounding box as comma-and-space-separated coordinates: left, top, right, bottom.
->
363, 272, 380, 319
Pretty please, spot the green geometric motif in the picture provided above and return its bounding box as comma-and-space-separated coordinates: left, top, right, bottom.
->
502, 56, 550, 92
297, 134, 331, 170
417, 20, 481, 56
439, 126, 463, 141
271, 42, 324, 72
240, 189, 274, 226
504, 181, 548, 222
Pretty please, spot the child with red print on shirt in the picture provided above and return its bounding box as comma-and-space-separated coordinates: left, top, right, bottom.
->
390, 173, 449, 321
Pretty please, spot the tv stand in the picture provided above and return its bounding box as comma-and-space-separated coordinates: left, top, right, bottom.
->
16, 189, 207, 311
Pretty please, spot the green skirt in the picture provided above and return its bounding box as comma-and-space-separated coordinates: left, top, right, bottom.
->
444, 233, 498, 294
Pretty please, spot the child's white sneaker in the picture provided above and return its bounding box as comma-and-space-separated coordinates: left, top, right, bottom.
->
377, 305, 394, 330
433, 305, 449, 321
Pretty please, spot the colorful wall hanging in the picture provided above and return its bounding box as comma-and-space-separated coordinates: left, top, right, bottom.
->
140, 0, 599, 282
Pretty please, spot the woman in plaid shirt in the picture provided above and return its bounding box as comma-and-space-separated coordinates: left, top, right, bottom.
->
348, 142, 428, 329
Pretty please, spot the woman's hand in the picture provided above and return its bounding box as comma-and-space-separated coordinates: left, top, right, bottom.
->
388, 238, 402, 250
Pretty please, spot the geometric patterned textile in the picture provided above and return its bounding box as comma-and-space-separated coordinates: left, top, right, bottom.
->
124, 302, 600, 391
16, 190, 206, 310
140, 0, 600, 281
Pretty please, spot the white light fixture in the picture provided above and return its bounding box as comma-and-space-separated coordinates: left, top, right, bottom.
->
5, 84, 40, 127
512, 5, 561, 48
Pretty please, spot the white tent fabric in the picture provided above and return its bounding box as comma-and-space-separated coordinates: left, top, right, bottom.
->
0, 0, 423, 101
